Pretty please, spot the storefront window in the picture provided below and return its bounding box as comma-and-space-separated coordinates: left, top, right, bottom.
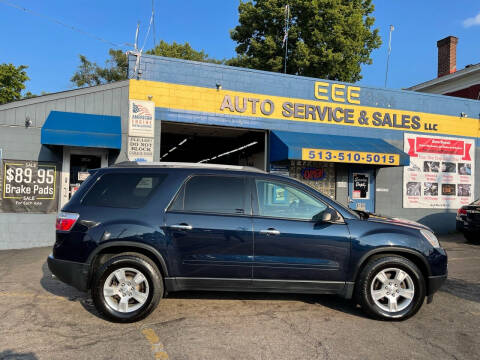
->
69, 154, 101, 198
288, 160, 336, 199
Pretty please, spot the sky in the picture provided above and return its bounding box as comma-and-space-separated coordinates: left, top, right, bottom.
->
1, 0, 480, 95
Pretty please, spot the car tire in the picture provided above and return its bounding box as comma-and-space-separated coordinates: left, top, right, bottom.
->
91, 254, 163, 323
355, 256, 425, 321
464, 232, 478, 243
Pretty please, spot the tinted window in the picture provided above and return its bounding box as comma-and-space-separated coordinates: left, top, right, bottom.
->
82, 173, 166, 208
255, 179, 327, 220
170, 175, 246, 215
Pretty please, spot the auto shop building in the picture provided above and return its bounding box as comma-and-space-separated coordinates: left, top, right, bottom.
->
0, 54, 479, 249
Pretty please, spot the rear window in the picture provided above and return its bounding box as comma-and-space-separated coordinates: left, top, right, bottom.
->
82, 173, 166, 208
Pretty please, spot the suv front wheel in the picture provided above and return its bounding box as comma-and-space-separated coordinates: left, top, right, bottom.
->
355, 256, 426, 321
91, 254, 163, 322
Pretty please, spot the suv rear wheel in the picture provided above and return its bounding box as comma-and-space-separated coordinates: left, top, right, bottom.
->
91, 254, 163, 322
355, 256, 425, 321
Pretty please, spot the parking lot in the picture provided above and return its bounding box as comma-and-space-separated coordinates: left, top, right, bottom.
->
0, 233, 479, 360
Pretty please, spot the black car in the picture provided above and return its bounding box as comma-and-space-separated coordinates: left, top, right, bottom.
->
48, 162, 447, 322
456, 199, 480, 242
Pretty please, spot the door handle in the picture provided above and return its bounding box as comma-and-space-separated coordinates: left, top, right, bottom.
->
260, 228, 280, 236
169, 224, 193, 231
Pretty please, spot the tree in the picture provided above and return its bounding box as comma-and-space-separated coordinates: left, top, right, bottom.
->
96, 49, 128, 83
229, 0, 382, 82
71, 41, 221, 87
71, 49, 127, 87
146, 40, 221, 63
0, 64, 29, 104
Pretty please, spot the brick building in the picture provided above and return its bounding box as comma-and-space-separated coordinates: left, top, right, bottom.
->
408, 36, 480, 100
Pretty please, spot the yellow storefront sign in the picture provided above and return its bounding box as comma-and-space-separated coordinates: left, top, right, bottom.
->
301, 148, 401, 166
129, 80, 479, 138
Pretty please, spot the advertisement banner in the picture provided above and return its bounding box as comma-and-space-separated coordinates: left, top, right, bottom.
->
403, 134, 475, 209
128, 99, 155, 137
127, 136, 154, 162
1, 160, 59, 213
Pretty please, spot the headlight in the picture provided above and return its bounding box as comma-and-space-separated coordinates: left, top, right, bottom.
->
420, 229, 440, 248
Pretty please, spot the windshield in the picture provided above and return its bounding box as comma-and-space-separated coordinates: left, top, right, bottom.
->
326, 195, 361, 219
472, 199, 480, 206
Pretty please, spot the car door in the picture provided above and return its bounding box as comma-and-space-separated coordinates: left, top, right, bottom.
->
164, 174, 253, 282
251, 177, 351, 287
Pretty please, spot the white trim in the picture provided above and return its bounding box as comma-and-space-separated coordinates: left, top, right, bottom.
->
60, 147, 108, 208
407, 64, 480, 92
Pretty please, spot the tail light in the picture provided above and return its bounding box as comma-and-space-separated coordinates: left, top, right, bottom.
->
457, 208, 467, 216
56, 211, 79, 231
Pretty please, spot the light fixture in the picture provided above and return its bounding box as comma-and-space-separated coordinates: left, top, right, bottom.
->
198, 141, 258, 163
25, 115, 32, 128
147, 95, 153, 100
160, 138, 189, 159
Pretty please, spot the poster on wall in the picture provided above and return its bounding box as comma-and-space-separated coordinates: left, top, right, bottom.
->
353, 173, 369, 199
1, 160, 59, 213
128, 99, 155, 137
127, 136, 154, 162
403, 133, 475, 209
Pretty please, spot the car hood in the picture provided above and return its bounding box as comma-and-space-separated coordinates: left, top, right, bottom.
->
356, 211, 432, 232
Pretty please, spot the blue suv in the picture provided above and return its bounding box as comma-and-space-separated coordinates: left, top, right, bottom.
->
48, 162, 447, 322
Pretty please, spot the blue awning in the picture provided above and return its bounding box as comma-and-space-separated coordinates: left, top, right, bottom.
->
270, 130, 409, 166
41, 111, 122, 149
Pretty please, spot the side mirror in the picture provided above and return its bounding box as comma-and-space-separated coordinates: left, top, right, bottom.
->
321, 211, 332, 222
313, 208, 339, 223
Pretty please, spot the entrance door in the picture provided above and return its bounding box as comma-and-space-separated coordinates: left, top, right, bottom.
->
60, 148, 108, 208
348, 169, 375, 213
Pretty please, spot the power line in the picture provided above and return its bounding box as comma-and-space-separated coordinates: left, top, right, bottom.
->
140, 6, 154, 52
0, 0, 133, 48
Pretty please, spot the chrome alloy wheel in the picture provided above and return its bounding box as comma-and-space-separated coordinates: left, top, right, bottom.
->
103, 267, 150, 313
370, 267, 415, 313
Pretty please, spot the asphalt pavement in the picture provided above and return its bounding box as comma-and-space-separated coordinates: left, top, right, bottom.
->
0, 233, 479, 360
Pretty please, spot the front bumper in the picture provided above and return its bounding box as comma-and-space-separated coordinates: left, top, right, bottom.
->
47, 254, 90, 292
427, 273, 447, 296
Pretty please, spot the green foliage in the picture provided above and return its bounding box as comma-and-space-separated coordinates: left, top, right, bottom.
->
23, 91, 37, 99
71, 41, 222, 87
71, 49, 128, 87
0, 64, 29, 104
146, 40, 221, 63
229, 0, 382, 82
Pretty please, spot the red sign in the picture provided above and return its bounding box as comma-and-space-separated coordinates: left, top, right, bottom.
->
301, 167, 325, 180
407, 136, 471, 160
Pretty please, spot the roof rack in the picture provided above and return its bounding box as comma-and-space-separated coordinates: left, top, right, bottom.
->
111, 161, 265, 173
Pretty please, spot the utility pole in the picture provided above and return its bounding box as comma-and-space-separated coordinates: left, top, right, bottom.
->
283, 4, 290, 74
152, 0, 156, 47
384, 25, 394, 88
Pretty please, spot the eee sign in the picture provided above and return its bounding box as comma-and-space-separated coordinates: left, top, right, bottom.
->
128, 100, 155, 137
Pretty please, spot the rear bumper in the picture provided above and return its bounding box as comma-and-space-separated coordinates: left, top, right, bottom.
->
47, 254, 89, 292
427, 274, 447, 296
457, 219, 480, 233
